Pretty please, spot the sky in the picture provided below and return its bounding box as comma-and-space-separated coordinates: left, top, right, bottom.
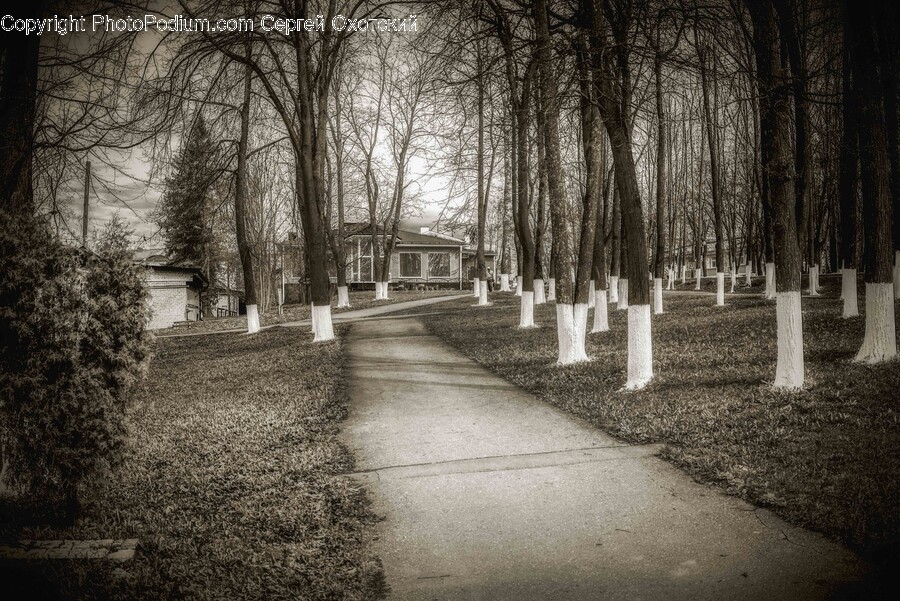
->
49, 1, 461, 247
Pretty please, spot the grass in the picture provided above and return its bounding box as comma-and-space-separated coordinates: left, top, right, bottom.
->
155, 289, 461, 336
405, 288, 900, 569
0, 327, 386, 600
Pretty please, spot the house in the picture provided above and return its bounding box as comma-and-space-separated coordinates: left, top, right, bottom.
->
133, 249, 208, 329
339, 225, 497, 289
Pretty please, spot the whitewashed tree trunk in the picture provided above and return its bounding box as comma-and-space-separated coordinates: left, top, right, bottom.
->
694, 268, 702, 290
609, 275, 619, 303
774, 291, 804, 389
765, 262, 776, 299
500, 274, 511, 292
653, 278, 663, 314
516, 275, 523, 296
519, 290, 535, 327
246, 304, 260, 334
666, 268, 674, 290
312, 304, 335, 342
534, 278, 546, 304
478, 281, 489, 306
729, 270, 736, 294
625, 304, 653, 390
680, 264, 687, 284
842, 270, 859, 318
716, 272, 725, 306
855, 283, 897, 362
473, 278, 481, 298
547, 278, 556, 302
592, 287, 609, 332
556, 303, 589, 364
336, 286, 350, 308
809, 265, 820, 296
744, 264, 752, 287
617, 278, 629, 310
588, 281, 596, 308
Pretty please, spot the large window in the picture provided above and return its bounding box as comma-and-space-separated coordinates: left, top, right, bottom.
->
428, 252, 451, 277
353, 238, 372, 281
399, 252, 423, 278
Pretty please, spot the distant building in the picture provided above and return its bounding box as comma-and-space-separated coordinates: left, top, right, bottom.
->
339, 225, 497, 289
133, 249, 208, 329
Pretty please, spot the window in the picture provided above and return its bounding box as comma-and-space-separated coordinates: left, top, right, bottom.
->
428, 252, 451, 277
352, 238, 373, 281
399, 252, 422, 278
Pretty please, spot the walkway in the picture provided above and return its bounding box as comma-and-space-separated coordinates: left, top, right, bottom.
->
341, 317, 866, 600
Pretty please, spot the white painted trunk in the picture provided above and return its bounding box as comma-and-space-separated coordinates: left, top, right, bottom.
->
716, 272, 725, 306
617, 278, 629, 310
534, 279, 546, 304
765, 262, 776, 299
516, 275, 523, 296
653, 278, 663, 315
500, 274, 511, 292
729, 270, 736, 294
473, 278, 480, 298
809, 265, 820, 297
336, 286, 350, 308
774, 291, 804, 389
745, 265, 752, 287
246, 304, 260, 334
556, 303, 590, 364
842, 269, 859, 318
478, 282, 489, 306
894, 251, 900, 299
609, 276, 619, 303
680, 264, 687, 284
666, 268, 675, 290
312, 304, 335, 342
375, 282, 389, 300
588, 281, 596, 308
694, 268, 702, 290
592, 288, 609, 333
855, 283, 897, 363
519, 290, 535, 328
547, 278, 556, 302
625, 304, 653, 390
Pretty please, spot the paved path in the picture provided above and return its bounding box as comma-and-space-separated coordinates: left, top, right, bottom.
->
341, 317, 866, 600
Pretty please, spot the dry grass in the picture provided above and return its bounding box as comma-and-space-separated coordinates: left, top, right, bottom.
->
1, 327, 385, 600
410, 289, 900, 570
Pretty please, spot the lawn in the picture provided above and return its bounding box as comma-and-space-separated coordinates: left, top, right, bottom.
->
407, 289, 900, 568
0, 327, 385, 600
155, 289, 461, 336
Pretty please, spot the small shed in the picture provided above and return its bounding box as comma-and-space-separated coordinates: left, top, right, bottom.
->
134, 249, 208, 329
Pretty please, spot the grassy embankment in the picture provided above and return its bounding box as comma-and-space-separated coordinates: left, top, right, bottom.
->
1, 327, 386, 601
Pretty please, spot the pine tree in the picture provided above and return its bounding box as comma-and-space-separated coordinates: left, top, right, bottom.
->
157, 116, 221, 296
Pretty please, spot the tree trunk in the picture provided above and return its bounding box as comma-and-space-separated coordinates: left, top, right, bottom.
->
235, 60, 259, 334
851, 5, 897, 362
749, 0, 804, 388
697, 35, 726, 306
0, 5, 42, 216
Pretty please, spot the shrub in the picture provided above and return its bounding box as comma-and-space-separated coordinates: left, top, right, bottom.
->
0, 212, 151, 512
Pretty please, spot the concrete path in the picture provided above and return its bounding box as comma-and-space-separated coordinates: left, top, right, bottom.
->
341, 317, 866, 600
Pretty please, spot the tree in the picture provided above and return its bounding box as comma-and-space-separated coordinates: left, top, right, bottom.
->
588, 0, 654, 389
157, 115, 222, 313
849, 3, 897, 363
747, 0, 805, 389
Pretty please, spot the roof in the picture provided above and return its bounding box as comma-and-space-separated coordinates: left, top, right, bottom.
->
133, 248, 208, 285
345, 225, 468, 247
